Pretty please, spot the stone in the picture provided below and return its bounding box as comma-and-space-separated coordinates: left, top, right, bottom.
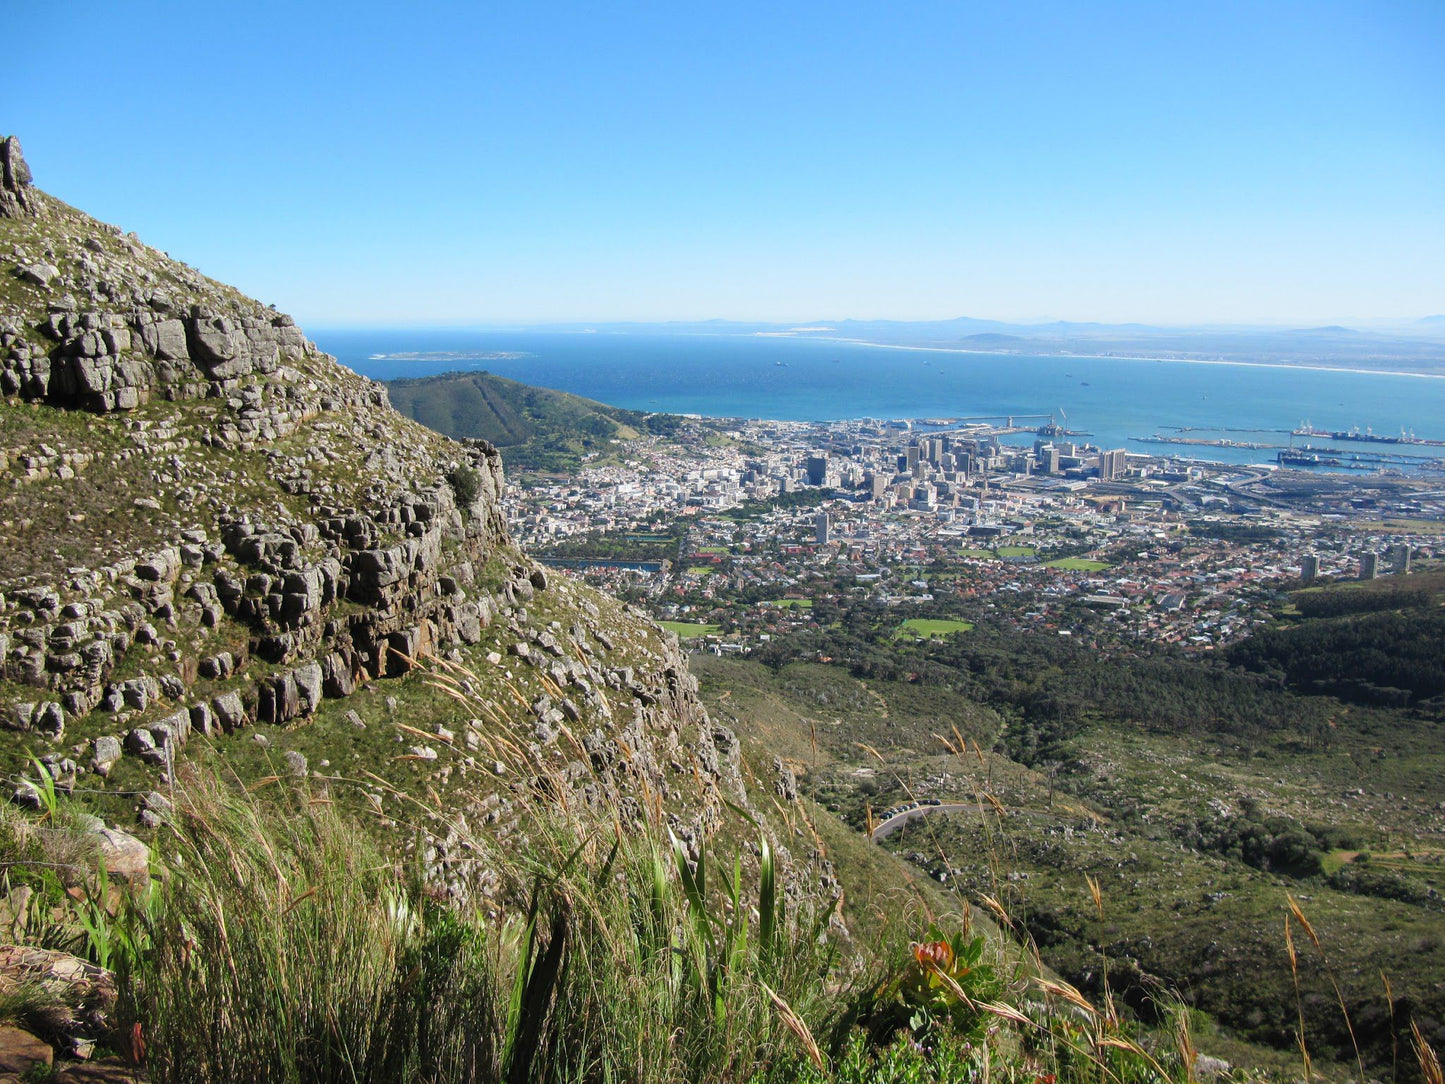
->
135, 549, 180, 583
89, 736, 122, 777
18, 262, 59, 287
1, 135, 34, 192
149, 708, 190, 749
87, 826, 149, 884
284, 750, 308, 777
211, 690, 247, 731
123, 729, 166, 767
292, 661, 323, 714
56, 1056, 143, 1083
35, 701, 64, 740
189, 701, 215, 737
0, 1024, 52, 1076
0, 945, 116, 1057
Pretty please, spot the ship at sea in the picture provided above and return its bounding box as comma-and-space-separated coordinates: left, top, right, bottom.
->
1292, 421, 1445, 448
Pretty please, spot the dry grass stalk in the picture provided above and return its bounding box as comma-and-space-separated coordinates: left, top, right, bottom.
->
1035, 976, 1098, 1017
761, 982, 824, 1071
1288, 894, 1364, 1083
1285, 915, 1313, 1082
1414, 1020, 1444, 1084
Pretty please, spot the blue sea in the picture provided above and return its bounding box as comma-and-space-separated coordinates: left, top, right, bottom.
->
312, 328, 1445, 470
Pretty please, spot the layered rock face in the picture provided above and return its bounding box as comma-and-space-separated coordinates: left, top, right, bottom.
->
0, 137, 747, 835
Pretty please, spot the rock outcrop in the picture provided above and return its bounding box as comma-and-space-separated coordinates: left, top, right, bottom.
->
0, 136, 746, 856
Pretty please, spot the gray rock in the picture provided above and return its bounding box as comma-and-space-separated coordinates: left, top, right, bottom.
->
88, 825, 149, 883
34, 701, 64, 740
125, 727, 167, 766
185, 700, 213, 737
212, 690, 247, 730
123, 728, 157, 755
153, 318, 188, 360
284, 750, 308, 777
135, 549, 181, 583
18, 263, 59, 287
2, 134, 34, 191
149, 708, 190, 749
90, 736, 122, 777
292, 661, 323, 715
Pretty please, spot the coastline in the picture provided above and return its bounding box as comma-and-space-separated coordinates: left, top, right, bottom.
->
810, 335, 1445, 381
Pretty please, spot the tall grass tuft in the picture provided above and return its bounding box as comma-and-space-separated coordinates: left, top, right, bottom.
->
115, 761, 843, 1084
122, 767, 502, 1083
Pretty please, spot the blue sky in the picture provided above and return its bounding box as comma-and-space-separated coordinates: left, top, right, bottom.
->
8, 1, 1443, 326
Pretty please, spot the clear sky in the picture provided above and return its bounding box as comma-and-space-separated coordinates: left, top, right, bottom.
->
7, 1, 1444, 327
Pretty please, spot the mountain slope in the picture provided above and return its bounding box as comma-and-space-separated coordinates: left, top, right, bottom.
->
0, 136, 760, 887
387, 368, 677, 472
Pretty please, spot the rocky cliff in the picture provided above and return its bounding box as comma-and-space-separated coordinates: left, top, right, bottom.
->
0, 137, 758, 877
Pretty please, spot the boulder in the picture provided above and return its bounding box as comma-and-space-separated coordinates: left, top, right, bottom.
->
0, 1024, 52, 1076
292, 661, 323, 715
0, 945, 116, 1057
211, 690, 247, 731
87, 825, 149, 884
89, 736, 122, 777
18, 263, 59, 287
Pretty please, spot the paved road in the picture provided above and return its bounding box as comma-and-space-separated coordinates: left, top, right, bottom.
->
869, 802, 975, 841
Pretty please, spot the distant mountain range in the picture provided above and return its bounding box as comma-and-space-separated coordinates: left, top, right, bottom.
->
513, 315, 1445, 375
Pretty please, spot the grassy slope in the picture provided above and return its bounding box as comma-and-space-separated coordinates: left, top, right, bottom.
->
689, 653, 1444, 1077
386, 369, 647, 469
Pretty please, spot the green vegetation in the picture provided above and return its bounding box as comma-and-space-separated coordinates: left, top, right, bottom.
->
694, 583, 1445, 1077
387, 369, 688, 472
1043, 557, 1111, 571
659, 620, 721, 638
542, 527, 679, 563
894, 618, 975, 640
726, 489, 830, 521
0, 740, 1243, 1084
1232, 578, 1445, 710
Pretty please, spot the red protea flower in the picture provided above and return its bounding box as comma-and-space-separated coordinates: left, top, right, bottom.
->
911, 939, 953, 970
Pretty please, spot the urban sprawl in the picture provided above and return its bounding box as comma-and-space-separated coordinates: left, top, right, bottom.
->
506, 417, 1441, 655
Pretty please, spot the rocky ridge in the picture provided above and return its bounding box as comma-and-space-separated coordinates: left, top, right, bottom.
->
0, 137, 771, 876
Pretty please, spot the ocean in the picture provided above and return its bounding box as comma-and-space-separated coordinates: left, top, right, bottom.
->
311, 328, 1445, 471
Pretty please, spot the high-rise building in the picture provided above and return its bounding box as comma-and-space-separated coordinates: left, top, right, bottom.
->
815, 511, 831, 544
1389, 543, 1411, 575
1359, 551, 1378, 580
905, 445, 920, 473
1301, 554, 1319, 581
1096, 448, 1128, 481
868, 472, 889, 498
805, 454, 827, 487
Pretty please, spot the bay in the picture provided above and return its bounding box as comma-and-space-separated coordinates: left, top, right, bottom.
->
312, 328, 1445, 470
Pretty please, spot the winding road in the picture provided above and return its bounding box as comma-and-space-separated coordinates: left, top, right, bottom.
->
869, 802, 976, 841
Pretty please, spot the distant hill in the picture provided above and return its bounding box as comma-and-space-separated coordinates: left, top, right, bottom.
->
386, 368, 681, 472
